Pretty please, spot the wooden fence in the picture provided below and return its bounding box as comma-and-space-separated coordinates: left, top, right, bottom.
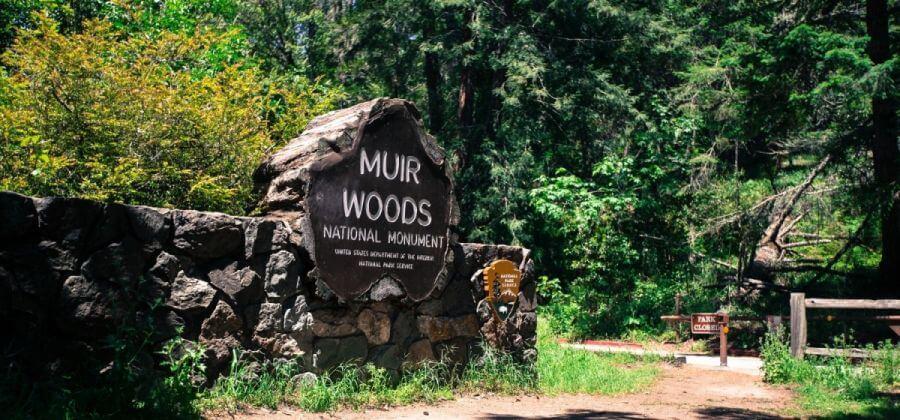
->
789, 293, 900, 358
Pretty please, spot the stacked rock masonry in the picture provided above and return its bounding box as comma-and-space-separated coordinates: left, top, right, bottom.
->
0, 99, 536, 382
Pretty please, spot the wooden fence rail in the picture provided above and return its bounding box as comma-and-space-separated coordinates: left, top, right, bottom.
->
789, 293, 900, 359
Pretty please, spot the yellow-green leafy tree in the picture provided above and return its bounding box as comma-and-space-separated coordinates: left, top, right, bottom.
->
0, 13, 343, 214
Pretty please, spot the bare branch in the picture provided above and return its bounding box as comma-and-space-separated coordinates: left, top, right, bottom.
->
761, 154, 831, 244
781, 239, 833, 249
788, 232, 848, 240
780, 209, 810, 236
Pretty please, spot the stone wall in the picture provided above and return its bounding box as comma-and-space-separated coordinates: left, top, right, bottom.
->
0, 192, 535, 381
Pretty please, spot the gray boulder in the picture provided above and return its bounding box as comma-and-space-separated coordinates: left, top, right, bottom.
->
0, 192, 37, 240
313, 335, 367, 370
149, 251, 180, 284
369, 344, 403, 371
172, 211, 242, 259
34, 197, 103, 244
85, 204, 130, 250
81, 239, 144, 284
126, 205, 171, 243
310, 309, 360, 337
390, 310, 417, 346
58, 275, 122, 336
207, 261, 261, 305
283, 295, 313, 334
264, 250, 301, 302
201, 300, 244, 340
357, 308, 391, 345
244, 218, 292, 258
252, 302, 283, 335
167, 272, 217, 315
404, 339, 435, 366
369, 277, 404, 301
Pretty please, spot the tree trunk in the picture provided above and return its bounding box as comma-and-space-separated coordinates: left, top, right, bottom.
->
866, 0, 899, 293
457, 9, 475, 134
744, 156, 831, 283
421, 3, 444, 133
454, 7, 476, 173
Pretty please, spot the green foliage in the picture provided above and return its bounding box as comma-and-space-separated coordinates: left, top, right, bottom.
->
296, 362, 454, 412
535, 321, 660, 394
151, 338, 207, 416
761, 329, 900, 418
198, 352, 304, 412
1, 331, 206, 418
0, 5, 343, 214
531, 154, 698, 337
196, 322, 662, 414
460, 346, 536, 394
0, 0, 895, 340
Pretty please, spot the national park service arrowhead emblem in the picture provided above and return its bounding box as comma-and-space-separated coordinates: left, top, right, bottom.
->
483, 259, 522, 321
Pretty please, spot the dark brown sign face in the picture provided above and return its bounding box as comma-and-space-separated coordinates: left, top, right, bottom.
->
691, 313, 724, 335
307, 114, 452, 301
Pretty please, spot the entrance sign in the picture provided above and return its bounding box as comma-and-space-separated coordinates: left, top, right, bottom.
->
307, 109, 452, 301
483, 259, 522, 321
691, 313, 724, 334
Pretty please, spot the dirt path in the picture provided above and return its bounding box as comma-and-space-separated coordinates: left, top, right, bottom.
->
219, 364, 796, 419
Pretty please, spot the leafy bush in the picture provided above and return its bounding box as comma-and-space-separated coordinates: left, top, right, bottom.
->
761, 329, 899, 417
1, 333, 206, 419
0, 11, 342, 214
530, 157, 703, 338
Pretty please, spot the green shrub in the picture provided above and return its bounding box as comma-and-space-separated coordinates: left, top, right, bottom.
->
460, 346, 536, 394
0, 12, 343, 214
198, 350, 302, 412
760, 329, 899, 417
1, 334, 205, 419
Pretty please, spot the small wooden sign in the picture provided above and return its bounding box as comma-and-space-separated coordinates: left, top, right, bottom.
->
483, 259, 522, 321
691, 313, 724, 335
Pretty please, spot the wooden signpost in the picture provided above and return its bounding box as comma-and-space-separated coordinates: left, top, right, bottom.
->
691, 312, 729, 366
690, 313, 723, 334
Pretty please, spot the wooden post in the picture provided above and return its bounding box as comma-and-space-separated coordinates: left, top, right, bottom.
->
790, 293, 806, 359
719, 313, 729, 367
766, 315, 783, 332
674, 294, 682, 341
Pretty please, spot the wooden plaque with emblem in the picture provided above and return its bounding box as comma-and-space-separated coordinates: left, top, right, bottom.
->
483, 259, 522, 320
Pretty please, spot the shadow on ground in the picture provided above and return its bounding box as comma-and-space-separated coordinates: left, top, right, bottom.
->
475, 406, 790, 419
694, 407, 784, 419
477, 410, 651, 419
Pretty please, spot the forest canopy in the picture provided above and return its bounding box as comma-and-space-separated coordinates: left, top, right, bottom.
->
0, 0, 896, 338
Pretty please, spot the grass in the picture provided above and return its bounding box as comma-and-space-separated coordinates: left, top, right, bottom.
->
3, 318, 662, 417
198, 318, 662, 414
760, 329, 899, 418
536, 322, 660, 395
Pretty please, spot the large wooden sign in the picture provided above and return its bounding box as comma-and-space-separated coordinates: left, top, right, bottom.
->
483, 259, 522, 321
307, 111, 452, 301
691, 313, 724, 335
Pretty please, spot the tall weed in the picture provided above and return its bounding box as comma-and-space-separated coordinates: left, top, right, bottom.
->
760, 329, 899, 417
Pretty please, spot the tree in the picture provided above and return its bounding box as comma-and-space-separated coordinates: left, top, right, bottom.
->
0, 12, 342, 213
866, 0, 899, 293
